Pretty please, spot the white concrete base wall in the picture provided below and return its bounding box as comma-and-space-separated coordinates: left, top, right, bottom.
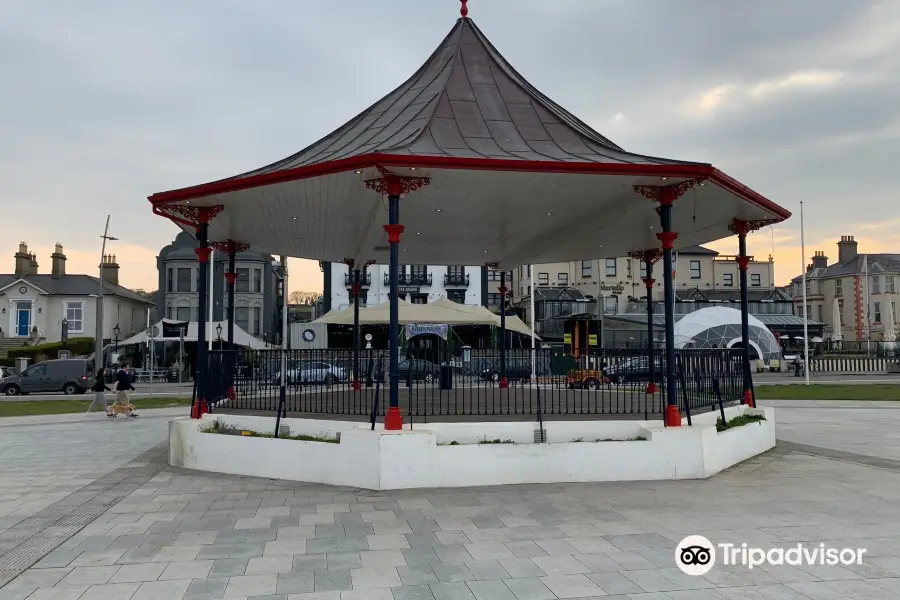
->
169, 406, 776, 490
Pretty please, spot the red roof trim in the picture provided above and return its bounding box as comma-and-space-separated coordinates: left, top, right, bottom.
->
148, 153, 790, 220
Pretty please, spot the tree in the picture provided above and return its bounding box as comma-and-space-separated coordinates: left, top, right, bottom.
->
289, 291, 322, 305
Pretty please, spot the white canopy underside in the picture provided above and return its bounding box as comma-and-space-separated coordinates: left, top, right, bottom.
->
182, 169, 783, 270
314, 296, 538, 339
117, 319, 270, 349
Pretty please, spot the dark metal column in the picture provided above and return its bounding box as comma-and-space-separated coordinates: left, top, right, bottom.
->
384, 193, 404, 429
643, 255, 657, 395
735, 221, 755, 407
656, 191, 681, 426
352, 267, 362, 392
193, 219, 210, 418
499, 271, 508, 388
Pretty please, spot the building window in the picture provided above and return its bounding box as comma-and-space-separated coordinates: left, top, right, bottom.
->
505, 271, 513, 282
818, 304, 824, 323
167, 268, 174, 293
605, 259, 616, 277
581, 261, 592, 278
538, 273, 549, 285
176, 306, 191, 321
253, 269, 262, 293
527, 265, 531, 277
751, 274, 761, 287
558, 273, 569, 285
836, 278, 843, 296
873, 276, 880, 294
176, 268, 192, 293
888, 277, 895, 294
487, 293, 501, 306
626, 260, 632, 278
639, 262, 647, 279
603, 296, 618, 315
690, 260, 701, 279
235, 307, 250, 331
447, 290, 465, 303
235, 268, 250, 293
252, 307, 261, 335
721, 273, 732, 287
410, 294, 428, 304
487, 268, 500, 281
874, 302, 882, 323
64, 301, 83, 333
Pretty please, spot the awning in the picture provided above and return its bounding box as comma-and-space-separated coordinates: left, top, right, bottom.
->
117, 319, 270, 349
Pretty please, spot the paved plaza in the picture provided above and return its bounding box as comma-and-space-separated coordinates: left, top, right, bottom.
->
1, 407, 900, 599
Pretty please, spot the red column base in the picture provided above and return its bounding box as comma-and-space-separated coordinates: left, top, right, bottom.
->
499, 377, 509, 389
227, 385, 235, 401
191, 398, 208, 419
384, 406, 403, 430
664, 404, 682, 427
646, 382, 657, 394
743, 389, 755, 408
352, 380, 361, 391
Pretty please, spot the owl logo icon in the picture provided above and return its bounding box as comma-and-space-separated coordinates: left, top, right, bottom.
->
675, 535, 715, 576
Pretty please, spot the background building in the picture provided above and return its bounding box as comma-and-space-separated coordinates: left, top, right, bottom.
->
789, 235, 900, 342
155, 232, 279, 342
0, 243, 154, 355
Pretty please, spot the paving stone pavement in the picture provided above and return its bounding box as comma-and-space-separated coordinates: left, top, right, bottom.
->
2, 408, 900, 599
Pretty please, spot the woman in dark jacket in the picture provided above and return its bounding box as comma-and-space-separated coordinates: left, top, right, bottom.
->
86, 368, 112, 414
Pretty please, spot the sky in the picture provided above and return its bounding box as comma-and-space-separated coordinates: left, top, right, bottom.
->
1, 0, 897, 293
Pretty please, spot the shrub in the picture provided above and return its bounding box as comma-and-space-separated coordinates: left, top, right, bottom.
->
717, 413, 766, 432
7, 337, 95, 361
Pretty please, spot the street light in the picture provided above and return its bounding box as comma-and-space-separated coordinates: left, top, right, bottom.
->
216, 323, 223, 350
94, 215, 119, 370
113, 324, 120, 352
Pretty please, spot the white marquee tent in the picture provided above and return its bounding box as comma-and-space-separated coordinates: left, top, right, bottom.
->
117, 319, 270, 349
314, 296, 538, 338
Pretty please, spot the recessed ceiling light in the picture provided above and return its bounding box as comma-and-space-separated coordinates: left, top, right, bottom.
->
292, 217, 298, 220
661, 177, 668, 181
409, 167, 417, 171
185, 200, 191, 205
435, 209, 442, 212
546, 213, 552, 216
416, 232, 421, 235
355, 170, 362, 174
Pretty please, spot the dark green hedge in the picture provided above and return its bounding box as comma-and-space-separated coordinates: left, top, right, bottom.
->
7, 337, 95, 361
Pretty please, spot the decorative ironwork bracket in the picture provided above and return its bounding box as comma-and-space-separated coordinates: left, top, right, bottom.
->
729, 218, 780, 236
627, 249, 664, 264
153, 204, 224, 229
633, 178, 706, 205
211, 240, 250, 254
365, 166, 430, 196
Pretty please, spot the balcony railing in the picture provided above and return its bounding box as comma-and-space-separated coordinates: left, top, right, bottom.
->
384, 272, 432, 286
444, 273, 470, 287
344, 273, 372, 287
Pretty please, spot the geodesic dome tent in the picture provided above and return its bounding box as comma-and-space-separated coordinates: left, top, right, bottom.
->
673, 307, 781, 361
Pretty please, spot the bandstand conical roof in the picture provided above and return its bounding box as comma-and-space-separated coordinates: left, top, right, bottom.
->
150, 9, 790, 269
231, 17, 699, 174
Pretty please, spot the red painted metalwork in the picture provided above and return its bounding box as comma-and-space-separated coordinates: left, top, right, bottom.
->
729, 218, 778, 236
735, 256, 751, 271
855, 276, 864, 339
744, 389, 755, 408
364, 260, 377, 268
385, 406, 403, 430
655, 232, 678, 251
642, 277, 655, 288
664, 404, 681, 427
484, 262, 499, 270
646, 382, 657, 394
343, 258, 355, 268
633, 178, 705, 205
155, 204, 224, 229
195, 247, 212, 264
365, 172, 431, 196
498, 285, 508, 295
351, 284, 361, 295
224, 272, 238, 285
460, 0, 468, 18
383, 224, 405, 244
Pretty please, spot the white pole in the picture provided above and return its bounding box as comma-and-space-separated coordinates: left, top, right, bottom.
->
95, 215, 111, 371
529, 265, 536, 381
800, 201, 810, 385
864, 254, 870, 354
208, 247, 215, 351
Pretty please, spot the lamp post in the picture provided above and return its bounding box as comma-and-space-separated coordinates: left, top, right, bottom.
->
216, 323, 223, 350
61, 317, 69, 343
95, 215, 118, 371
179, 327, 185, 385
113, 324, 120, 352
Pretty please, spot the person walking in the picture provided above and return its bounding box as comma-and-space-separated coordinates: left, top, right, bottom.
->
86, 368, 112, 414
114, 363, 138, 417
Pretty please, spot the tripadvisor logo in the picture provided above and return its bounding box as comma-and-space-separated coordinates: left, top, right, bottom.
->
675, 535, 867, 575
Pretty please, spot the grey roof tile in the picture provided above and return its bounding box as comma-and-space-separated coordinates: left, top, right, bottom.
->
0, 274, 155, 305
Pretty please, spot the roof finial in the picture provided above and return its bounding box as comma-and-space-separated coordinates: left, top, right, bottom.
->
460, 0, 468, 18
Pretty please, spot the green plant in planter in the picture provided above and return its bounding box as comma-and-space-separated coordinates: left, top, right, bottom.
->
717, 413, 766, 432
478, 438, 515, 444
201, 420, 339, 443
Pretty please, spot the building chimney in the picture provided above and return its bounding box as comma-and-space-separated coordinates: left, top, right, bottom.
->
51, 243, 66, 278
838, 235, 858, 264
27, 252, 38, 276
811, 250, 828, 270
100, 254, 120, 286
14, 242, 31, 277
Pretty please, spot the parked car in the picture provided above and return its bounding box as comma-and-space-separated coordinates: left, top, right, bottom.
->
0, 359, 92, 396
0, 366, 15, 379
275, 361, 347, 386
604, 357, 674, 384
480, 358, 533, 382
371, 358, 440, 384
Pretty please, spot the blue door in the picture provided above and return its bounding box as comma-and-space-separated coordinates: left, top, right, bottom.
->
16, 307, 30, 336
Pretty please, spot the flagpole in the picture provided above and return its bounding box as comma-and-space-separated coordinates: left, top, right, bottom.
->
800, 201, 810, 385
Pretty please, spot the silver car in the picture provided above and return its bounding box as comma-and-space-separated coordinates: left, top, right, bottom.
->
276, 361, 346, 386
